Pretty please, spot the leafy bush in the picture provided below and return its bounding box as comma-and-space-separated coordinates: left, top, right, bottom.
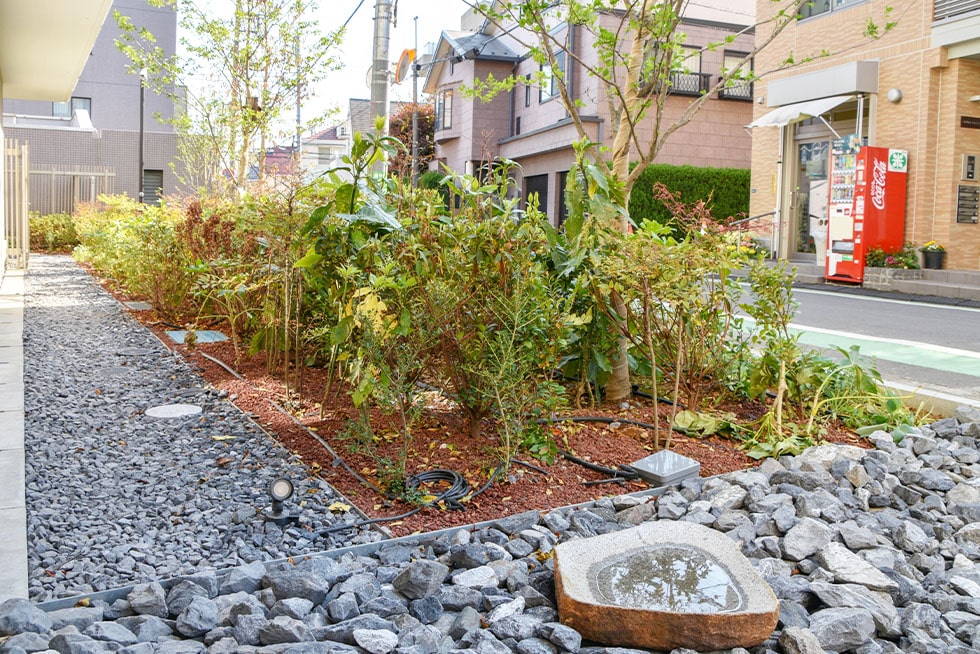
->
73, 195, 193, 317
29, 213, 78, 252
628, 164, 750, 234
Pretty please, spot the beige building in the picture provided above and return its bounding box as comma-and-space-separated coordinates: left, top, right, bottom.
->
423, 2, 757, 224
749, 0, 980, 270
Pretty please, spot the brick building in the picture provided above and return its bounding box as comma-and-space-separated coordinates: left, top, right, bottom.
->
422, 2, 757, 224
2, 0, 181, 213
749, 0, 980, 270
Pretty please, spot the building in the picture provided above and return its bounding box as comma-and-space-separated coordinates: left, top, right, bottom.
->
748, 0, 980, 270
301, 124, 349, 177
422, 1, 757, 224
2, 0, 181, 214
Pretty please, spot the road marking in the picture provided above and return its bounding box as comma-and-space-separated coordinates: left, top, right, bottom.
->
791, 286, 980, 313
741, 317, 980, 378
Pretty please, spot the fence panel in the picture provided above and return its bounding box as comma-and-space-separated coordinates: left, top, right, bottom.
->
4, 139, 30, 270
28, 165, 115, 216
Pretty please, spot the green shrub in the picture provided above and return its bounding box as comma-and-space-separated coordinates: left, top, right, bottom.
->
73, 195, 192, 316
866, 243, 919, 269
29, 212, 78, 252
628, 164, 750, 233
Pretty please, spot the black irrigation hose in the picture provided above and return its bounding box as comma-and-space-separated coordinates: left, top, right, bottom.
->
407, 469, 471, 510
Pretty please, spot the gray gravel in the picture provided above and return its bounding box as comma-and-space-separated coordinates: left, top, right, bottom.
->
22, 255, 381, 602
10, 255, 980, 653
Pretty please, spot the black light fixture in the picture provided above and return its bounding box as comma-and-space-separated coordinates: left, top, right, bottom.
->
264, 477, 298, 525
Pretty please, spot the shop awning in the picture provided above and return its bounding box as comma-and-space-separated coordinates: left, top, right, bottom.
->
747, 95, 854, 129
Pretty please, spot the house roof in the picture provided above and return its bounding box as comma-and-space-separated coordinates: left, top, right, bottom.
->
349, 98, 410, 135
0, 0, 113, 100
422, 29, 522, 94
307, 125, 344, 142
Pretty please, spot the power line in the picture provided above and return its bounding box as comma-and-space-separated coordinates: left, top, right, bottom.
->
342, 0, 367, 29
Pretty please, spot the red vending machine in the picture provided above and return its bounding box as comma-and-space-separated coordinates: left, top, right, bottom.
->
825, 143, 909, 283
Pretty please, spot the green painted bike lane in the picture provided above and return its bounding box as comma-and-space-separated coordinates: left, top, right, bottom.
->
787, 322, 980, 379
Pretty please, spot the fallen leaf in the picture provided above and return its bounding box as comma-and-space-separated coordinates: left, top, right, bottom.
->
75, 597, 91, 607
328, 501, 351, 513
215, 456, 234, 467
211, 435, 236, 441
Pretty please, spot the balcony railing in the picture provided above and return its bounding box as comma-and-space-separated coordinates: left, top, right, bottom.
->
667, 71, 712, 96
718, 79, 753, 101
935, 0, 980, 21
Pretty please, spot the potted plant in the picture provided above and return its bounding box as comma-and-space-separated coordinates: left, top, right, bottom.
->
919, 241, 946, 269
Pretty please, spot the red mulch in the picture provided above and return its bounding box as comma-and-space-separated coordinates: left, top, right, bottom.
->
95, 270, 867, 538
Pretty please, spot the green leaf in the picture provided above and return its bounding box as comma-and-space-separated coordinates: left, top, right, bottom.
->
294, 248, 323, 269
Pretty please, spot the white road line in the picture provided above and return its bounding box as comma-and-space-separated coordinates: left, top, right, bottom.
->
791, 286, 980, 313
786, 321, 980, 360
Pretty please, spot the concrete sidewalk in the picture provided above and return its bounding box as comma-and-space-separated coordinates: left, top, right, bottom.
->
0, 268, 27, 601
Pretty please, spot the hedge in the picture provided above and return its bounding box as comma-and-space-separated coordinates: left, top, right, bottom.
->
628, 164, 750, 232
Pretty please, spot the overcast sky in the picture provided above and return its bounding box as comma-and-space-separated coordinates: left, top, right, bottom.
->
310, 0, 470, 124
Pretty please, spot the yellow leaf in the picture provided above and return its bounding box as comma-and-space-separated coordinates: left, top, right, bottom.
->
212, 435, 236, 441
501, 496, 512, 502
389, 521, 403, 527
74, 597, 91, 607
328, 501, 351, 513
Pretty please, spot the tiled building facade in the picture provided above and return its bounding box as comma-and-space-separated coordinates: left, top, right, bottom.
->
749, 0, 980, 270
423, 2, 757, 224
2, 0, 180, 212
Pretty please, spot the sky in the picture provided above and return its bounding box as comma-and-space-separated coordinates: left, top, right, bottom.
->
309, 0, 471, 125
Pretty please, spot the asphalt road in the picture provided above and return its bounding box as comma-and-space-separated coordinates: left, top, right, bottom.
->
783, 286, 980, 406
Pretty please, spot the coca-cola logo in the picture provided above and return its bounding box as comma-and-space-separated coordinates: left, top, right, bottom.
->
870, 158, 887, 211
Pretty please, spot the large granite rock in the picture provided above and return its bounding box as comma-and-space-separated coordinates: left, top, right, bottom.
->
554, 520, 778, 651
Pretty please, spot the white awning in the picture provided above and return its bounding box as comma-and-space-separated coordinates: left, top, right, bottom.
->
747, 95, 854, 129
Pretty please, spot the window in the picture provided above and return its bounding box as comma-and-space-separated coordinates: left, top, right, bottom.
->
799, 0, 865, 19
524, 174, 549, 216
142, 170, 164, 206
525, 74, 532, 107
52, 96, 92, 118
435, 89, 453, 131
318, 148, 333, 164
719, 51, 753, 101
539, 50, 566, 103
668, 47, 707, 95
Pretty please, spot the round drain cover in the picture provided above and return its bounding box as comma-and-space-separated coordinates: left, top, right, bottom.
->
145, 403, 203, 418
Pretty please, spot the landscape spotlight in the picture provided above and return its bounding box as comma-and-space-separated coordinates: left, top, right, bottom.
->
264, 477, 298, 525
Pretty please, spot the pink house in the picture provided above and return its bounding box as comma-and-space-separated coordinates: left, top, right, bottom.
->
423, 2, 756, 224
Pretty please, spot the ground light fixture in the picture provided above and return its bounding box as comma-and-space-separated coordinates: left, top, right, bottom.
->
264, 477, 299, 526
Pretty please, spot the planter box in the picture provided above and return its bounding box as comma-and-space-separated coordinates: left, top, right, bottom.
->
863, 266, 922, 291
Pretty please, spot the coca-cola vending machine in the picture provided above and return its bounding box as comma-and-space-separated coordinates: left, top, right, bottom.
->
825, 142, 908, 283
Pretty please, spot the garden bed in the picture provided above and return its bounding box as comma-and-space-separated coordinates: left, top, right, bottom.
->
136, 318, 867, 538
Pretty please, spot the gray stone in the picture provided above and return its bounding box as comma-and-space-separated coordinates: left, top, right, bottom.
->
270, 598, 314, 620
449, 605, 483, 640
48, 607, 104, 632
808, 607, 876, 651
166, 580, 209, 617
352, 628, 398, 654
778, 626, 824, 654
47, 632, 104, 654
0, 599, 53, 635
336, 573, 381, 603
84, 621, 138, 645
782, 517, 834, 561
127, 583, 168, 618
815, 542, 899, 592
264, 570, 331, 605
0, 631, 49, 653
233, 613, 265, 646
810, 582, 902, 638
840, 520, 880, 550
489, 614, 541, 641
175, 597, 219, 638
327, 593, 360, 623
393, 560, 450, 599
485, 597, 524, 624
451, 566, 498, 589
219, 562, 266, 594
259, 615, 314, 645
437, 585, 484, 611
316, 614, 396, 645
360, 594, 407, 618
493, 511, 541, 535
409, 596, 443, 625
537, 622, 582, 653
516, 636, 559, 654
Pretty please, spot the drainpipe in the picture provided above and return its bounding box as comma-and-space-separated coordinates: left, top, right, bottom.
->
773, 125, 785, 259
509, 61, 518, 137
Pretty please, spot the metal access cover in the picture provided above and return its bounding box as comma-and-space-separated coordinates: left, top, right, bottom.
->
145, 404, 203, 418
165, 330, 228, 344
630, 450, 700, 486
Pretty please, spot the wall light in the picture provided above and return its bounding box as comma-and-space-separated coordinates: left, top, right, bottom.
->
886, 88, 903, 104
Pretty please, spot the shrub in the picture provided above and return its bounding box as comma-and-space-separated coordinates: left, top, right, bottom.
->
866, 243, 919, 269
73, 195, 193, 316
628, 164, 750, 234
29, 213, 78, 252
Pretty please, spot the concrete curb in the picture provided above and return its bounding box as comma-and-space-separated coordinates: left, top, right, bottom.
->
0, 269, 28, 601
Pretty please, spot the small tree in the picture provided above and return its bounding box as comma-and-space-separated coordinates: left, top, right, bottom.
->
470, 0, 895, 402
115, 0, 343, 196
388, 103, 435, 181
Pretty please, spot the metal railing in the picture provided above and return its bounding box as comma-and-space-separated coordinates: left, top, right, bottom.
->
718, 79, 753, 101
28, 165, 115, 216
667, 71, 713, 96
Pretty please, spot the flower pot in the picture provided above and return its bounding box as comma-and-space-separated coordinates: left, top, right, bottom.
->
922, 250, 945, 270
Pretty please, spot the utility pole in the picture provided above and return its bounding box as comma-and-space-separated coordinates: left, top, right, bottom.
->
370, 0, 394, 135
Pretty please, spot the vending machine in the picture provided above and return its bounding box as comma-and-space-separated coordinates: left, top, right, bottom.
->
825, 141, 908, 283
